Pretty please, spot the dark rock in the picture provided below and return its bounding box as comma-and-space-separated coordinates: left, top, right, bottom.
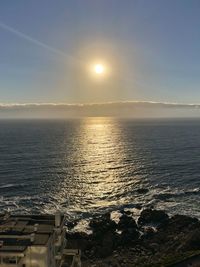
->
144, 226, 156, 233
65, 211, 200, 266
137, 188, 149, 194
66, 220, 78, 229
89, 213, 117, 236
141, 214, 200, 253
66, 232, 92, 251
117, 214, 137, 230
142, 226, 157, 238
97, 232, 115, 257
135, 204, 142, 210
148, 242, 160, 252
179, 229, 200, 251
119, 228, 140, 246
162, 214, 200, 232
138, 208, 169, 226
66, 231, 89, 240
119, 209, 132, 215
101, 212, 111, 220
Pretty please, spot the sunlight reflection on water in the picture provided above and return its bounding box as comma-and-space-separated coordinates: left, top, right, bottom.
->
46, 117, 143, 215
1, 118, 200, 219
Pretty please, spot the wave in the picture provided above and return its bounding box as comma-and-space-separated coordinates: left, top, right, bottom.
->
153, 188, 200, 201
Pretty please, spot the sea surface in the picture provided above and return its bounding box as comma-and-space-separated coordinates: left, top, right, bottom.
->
0, 118, 200, 222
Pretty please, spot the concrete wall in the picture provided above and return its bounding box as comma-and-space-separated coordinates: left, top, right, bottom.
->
23, 246, 48, 267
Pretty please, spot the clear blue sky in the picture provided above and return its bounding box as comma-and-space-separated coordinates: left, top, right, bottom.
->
1, 0, 200, 104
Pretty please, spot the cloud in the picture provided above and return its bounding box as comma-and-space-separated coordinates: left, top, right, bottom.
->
0, 21, 81, 65
0, 101, 200, 118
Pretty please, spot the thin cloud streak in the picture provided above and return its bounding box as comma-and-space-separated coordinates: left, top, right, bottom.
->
0, 21, 79, 63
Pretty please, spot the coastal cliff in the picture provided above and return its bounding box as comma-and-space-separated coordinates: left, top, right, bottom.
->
66, 209, 200, 267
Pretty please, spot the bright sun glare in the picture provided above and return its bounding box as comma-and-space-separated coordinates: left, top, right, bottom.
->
94, 64, 104, 74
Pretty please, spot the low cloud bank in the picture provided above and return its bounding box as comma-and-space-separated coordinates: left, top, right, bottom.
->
0, 101, 200, 118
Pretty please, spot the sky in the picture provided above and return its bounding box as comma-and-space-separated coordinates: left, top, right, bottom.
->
1, 0, 200, 117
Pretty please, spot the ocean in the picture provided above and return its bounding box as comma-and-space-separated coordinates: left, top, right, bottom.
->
0, 118, 200, 221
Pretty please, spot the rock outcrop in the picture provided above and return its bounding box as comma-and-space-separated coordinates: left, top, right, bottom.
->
66, 209, 200, 266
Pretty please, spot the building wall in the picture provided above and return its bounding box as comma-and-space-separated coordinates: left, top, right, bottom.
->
47, 234, 56, 267
23, 246, 48, 267
0, 214, 67, 267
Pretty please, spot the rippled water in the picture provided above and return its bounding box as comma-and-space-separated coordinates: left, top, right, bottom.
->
0, 118, 200, 219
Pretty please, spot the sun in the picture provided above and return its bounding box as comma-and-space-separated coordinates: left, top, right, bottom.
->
89, 61, 109, 78
94, 64, 104, 74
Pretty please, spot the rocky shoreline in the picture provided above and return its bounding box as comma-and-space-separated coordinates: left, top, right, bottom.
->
66, 208, 200, 267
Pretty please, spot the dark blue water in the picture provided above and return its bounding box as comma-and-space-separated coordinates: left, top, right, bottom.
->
0, 118, 200, 220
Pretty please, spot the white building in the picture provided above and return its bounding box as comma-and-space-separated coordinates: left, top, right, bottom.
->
0, 212, 81, 267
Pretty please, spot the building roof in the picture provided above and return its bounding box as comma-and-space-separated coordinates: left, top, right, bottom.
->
0, 245, 27, 253
0, 213, 65, 253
